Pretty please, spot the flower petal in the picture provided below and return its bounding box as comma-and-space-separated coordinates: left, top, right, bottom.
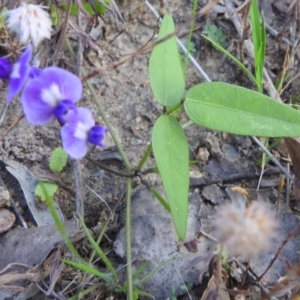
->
21, 66, 82, 125
88, 125, 108, 147
61, 108, 95, 159
0, 58, 12, 79
21, 78, 56, 125
29, 66, 41, 78
61, 125, 88, 159
54, 100, 76, 125
38, 67, 82, 104
6, 44, 32, 103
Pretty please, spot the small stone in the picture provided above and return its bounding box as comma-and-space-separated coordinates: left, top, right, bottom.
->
0, 186, 11, 208
202, 184, 226, 205
0, 209, 15, 233
205, 132, 224, 161
196, 147, 210, 163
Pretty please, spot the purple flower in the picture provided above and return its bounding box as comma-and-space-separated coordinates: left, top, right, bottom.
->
61, 108, 108, 159
20, 66, 82, 125
29, 66, 41, 78
0, 44, 32, 103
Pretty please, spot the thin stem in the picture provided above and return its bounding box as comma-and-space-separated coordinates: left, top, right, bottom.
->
86, 81, 132, 173
136, 144, 152, 171
125, 178, 133, 300
86, 156, 135, 178
73, 11, 85, 218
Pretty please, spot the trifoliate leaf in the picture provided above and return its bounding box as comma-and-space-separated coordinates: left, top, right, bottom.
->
35, 181, 58, 202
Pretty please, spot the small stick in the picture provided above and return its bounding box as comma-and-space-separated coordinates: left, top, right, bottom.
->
256, 224, 300, 282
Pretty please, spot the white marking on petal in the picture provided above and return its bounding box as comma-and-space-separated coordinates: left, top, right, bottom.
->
74, 122, 90, 140
41, 83, 63, 106
10, 62, 20, 79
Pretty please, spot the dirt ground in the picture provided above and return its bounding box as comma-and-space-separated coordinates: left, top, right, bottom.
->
0, 0, 300, 299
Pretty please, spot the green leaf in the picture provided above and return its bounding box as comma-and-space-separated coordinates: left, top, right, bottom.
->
149, 14, 185, 107
63, 259, 113, 283
201, 34, 257, 88
50, 4, 58, 26
0, 7, 8, 30
184, 82, 300, 137
152, 115, 189, 239
203, 24, 227, 46
77, 214, 118, 282
250, 0, 266, 92
49, 147, 68, 172
149, 186, 170, 212
35, 181, 58, 201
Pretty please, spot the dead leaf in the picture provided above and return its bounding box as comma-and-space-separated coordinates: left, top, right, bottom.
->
231, 186, 251, 203
200, 275, 230, 300
4, 160, 63, 227
0, 219, 78, 271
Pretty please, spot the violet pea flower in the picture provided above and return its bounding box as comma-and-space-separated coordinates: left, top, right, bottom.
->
61, 107, 108, 159
20, 66, 82, 125
0, 44, 32, 103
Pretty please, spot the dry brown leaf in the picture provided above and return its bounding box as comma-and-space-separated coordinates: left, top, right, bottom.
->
231, 186, 251, 203
200, 275, 230, 300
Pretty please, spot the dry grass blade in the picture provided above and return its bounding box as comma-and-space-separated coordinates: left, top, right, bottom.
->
283, 138, 300, 208
68, 20, 103, 55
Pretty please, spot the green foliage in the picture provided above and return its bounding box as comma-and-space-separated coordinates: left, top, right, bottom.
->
35, 181, 58, 201
149, 14, 185, 107
203, 24, 227, 47
0, 7, 8, 29
50, 4, 58, 26
250, 0, 266, 92
180, 41, 196, 58
49, 147, 68, 172
78, 214, 118, 282
152, 115, 189, 240
60, 0, 110, 16
184, 82, 300, 137
149, 186, 171, 212
201, 34, 257, 87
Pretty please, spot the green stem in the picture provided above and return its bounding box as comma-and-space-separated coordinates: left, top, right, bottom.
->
86, 81, 132, 173
126, 178, 133, 300
136, 144, 152, 171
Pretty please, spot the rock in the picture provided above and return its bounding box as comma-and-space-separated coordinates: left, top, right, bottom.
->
113, 187, 213, 299
202, 184, 226, 205
0, 209, 15, 234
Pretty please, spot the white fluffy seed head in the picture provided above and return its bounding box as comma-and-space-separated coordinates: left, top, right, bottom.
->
214, 201, 278, 259
6, 3, 52, 47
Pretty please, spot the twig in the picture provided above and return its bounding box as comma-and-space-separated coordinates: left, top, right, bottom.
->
85, 156, 135, 178
256, 224, 300, 282
53, 0, 72, 59
144, 0, 211, 82
82, 0, 217, 82
251, 137, 293, 181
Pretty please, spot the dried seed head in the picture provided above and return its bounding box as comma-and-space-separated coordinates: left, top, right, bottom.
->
6, 3, 52, 47
214, 201, 278, 259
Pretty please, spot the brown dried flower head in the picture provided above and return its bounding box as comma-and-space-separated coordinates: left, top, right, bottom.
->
214, 201, 278, 259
